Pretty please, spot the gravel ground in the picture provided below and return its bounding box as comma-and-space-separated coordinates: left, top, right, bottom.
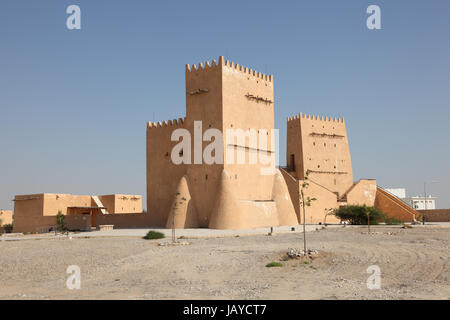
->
0, 225, 449, 299
0, 224, 333, 241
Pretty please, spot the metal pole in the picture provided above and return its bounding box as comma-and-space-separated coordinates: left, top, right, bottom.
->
423, 182, 427, 225
302, 190, 306, 254
172, 215, 175, 243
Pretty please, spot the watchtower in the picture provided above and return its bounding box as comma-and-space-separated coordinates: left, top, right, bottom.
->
147, 56, 298, 229
185, 57, 276, 205
286, 113, 354, 198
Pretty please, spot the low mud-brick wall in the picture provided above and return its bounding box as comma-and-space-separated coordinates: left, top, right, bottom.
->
417, 209, 450, 222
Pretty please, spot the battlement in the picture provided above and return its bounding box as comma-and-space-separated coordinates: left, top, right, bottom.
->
287, 112, 344, 124
186, 56, 273, 82
147, 117, 185, 129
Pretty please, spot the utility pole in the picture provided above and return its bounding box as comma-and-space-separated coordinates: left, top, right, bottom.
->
423, 182, 427, 225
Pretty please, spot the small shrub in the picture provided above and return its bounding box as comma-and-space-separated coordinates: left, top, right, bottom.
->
143, 230, 165, 240
266, 262, 283, 268
2, 224, 13, 234
385, 217, 403, 225
280, 255, 290, 261
56, 211, 67, 232
333, 205, 386, 225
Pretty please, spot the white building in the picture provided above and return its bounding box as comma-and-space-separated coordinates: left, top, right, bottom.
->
385, 188, 406, 199
384, 187, 437, 210
402, 196, 436, 210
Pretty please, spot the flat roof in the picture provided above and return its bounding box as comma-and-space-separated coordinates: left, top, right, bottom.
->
68, 206, 107, 209
13, 193, 142, 200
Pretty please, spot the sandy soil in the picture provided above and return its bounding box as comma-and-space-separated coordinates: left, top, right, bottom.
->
0, 225, 448, 299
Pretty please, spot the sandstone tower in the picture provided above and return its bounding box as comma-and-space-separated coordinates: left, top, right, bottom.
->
286, 113, 354, 198
146, 56, 298, 229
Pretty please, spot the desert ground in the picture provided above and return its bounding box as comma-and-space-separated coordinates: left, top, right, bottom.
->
0, 225, 449, 299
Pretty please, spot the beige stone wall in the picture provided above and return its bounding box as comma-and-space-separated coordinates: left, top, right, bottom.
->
184, 59, 224, 227
13, 194, 51, 233
346, 179, 377, 206
286, 117, 304, 176
301, 180, 341, 224
222, 59, 275, 201
42, 194, 91, 216
280, 168, 340, 224
97, 195, 115, 213
147, 119, 187, 227
96, 213, 152, 229
280, 168, 301, 221
13, 193, 144, 233
98, 194, 142, 213
114, 195, 142, 213
0, 210, 13, 226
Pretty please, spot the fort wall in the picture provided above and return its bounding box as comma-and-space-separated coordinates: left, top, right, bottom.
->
13, 194, 48, 233
346, 179, 377, 206
374, 187, 417, 222
417, 209, 450, 222
99, 194, 142, 214
0, 210, 13, 226
146, 118, 187, 226
65, 213, 91, 231
13, 193, 143, 233
96, 212, 152, 228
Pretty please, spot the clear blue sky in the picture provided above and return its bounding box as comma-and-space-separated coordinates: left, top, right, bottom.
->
1, 0, 449, 210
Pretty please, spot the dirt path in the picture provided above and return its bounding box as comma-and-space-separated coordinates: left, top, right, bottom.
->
0, 225, 448, 299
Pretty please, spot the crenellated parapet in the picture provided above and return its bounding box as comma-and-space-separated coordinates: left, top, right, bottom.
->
185, 58, 220, 73
287, 112, 344, 124
186, 56, 273, 82
147, 117, 186, 130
